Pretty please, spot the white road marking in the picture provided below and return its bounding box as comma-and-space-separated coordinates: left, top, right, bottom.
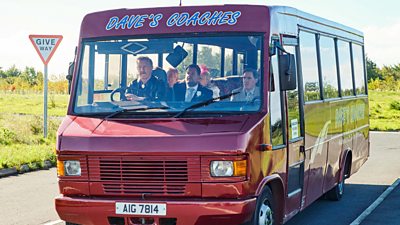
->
42, 219, 63, 225
370, 131, 399, 134
350, 178, 400, 225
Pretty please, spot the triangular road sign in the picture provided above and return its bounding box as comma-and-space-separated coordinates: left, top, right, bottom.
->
29, 35, 63, 65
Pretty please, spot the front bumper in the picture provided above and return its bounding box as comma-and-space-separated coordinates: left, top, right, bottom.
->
55, 196, 256, 225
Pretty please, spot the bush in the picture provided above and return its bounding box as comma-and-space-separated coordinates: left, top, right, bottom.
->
390, 101, 400, 110
0, 128, 17, 145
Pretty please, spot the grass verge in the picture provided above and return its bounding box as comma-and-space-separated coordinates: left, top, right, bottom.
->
369, 91, 400, 131
0, 113, 60, 170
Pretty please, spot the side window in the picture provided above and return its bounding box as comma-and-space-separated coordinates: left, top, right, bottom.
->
224, 48, 234, 76
338, 40, 354, 96
299, 31, 320, 101
352, 43, 366, 95
107, 54, 122, 89
270, 55, 284, 146
319, 36, 339, 98
197, 44, 222, 77
237, 53, 245, 75
77, 45, 91, 106
284, 45, 300, 140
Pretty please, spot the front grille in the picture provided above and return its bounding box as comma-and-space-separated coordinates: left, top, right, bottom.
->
99, 159, 188, 182
88, 156, 201, 196
103, 183, 186, 195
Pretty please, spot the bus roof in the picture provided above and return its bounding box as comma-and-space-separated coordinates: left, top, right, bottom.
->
79, 5, 270, 39
269, 6, 364, 43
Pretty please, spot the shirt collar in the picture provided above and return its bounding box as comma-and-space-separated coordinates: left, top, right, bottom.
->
245, 87, 256, 95
186, 83, 199, 91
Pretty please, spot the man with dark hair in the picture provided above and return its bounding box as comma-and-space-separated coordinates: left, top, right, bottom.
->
173, 64, 213, 102
231, 68, 260, 102
126, 56, 166, 101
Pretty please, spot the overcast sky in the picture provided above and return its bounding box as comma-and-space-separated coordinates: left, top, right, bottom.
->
1, 0, 399, 76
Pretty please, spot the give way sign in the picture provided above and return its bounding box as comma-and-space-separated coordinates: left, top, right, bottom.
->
29, 35, 63, 65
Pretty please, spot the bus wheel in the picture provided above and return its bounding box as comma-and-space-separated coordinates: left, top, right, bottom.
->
254, 186, 275, 225
326, 161, 348, 201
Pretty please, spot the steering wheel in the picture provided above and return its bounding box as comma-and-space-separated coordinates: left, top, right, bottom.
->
110, 87, 127, 102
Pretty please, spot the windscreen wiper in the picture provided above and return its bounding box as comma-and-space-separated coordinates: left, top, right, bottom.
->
173, 91, 240, 118
105, 106, 170, 119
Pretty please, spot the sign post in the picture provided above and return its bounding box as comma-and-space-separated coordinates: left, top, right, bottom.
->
29, 35, 63, 138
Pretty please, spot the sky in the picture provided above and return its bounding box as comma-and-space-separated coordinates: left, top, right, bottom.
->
1, 0, 399, 77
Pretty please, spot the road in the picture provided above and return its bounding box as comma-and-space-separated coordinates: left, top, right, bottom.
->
286, 132, 400, 225
0, 168, 60, 225
0, 132, 399, 225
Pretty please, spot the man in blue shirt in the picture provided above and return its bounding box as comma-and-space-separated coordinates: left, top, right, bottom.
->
126, 56, 166, 101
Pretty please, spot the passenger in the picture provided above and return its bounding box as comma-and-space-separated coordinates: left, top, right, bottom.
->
199, 65, 220, 98
231, 68, 260, 102
173, 64, 213, 102
126, 56, 166, 101
166, 68, 179, 101
167, 68, 179, 88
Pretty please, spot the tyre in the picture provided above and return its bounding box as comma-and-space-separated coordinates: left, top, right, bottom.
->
253, 186, 275, 225
326, 160, 349, 201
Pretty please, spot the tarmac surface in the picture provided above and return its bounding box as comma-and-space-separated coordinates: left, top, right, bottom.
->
361, 179, 400, 225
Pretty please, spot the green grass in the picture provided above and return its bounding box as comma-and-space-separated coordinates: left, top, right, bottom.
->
0, 92, 69, 117
369, 91, 400, 131
0, 113, 60, 170
0, 93, 66, 170
0, 144, 55, 170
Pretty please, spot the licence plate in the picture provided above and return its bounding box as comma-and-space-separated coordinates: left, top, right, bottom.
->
115, 202, 167, 216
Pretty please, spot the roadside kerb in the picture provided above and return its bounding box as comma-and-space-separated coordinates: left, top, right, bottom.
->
0, 167, 18, 178
0, 160, 54, 178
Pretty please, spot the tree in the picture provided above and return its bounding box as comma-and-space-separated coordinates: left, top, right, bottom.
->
20, 67, 39, 86
4, 65, 21, 77
0, 68, 6, 78
366, 57, 382, 81
381, 64, 400, 81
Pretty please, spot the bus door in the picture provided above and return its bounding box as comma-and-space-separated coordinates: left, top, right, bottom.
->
281, 36, 306, 216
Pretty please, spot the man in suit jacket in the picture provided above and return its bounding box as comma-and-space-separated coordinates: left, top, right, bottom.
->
173, 64, 213, 103
231, 68, 260, 102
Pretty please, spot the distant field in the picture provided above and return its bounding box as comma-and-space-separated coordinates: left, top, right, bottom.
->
369, 91, 400, 131
0, 92, 69, 117
0, 91, 399, 170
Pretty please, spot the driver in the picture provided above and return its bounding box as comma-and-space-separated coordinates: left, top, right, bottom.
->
126, 56, 166, 101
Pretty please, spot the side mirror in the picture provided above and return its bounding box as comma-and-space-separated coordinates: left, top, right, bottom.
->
279, 54, 297, 91
166, 45, 188, 67
66, 62, 74, 94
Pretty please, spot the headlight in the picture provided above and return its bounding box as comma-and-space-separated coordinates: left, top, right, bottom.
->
64, 160, 81, 176
210, 161, 233, 177
210, 160, 247, 177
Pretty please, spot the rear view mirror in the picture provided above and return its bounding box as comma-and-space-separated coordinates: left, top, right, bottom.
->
66, 62, 74, 94
279, 54, 297, 91
166, 45, 188, 67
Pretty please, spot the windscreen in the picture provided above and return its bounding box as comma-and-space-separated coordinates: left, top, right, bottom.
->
73, 34, 263, 118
